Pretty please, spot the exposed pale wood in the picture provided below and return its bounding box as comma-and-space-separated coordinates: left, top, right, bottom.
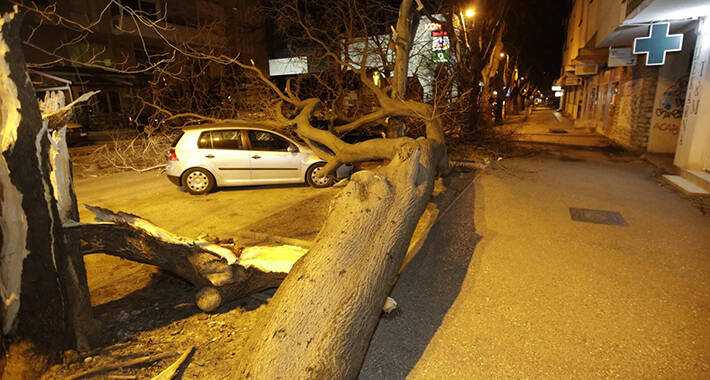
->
400, 202, 440, 271
234, 230, 313, 248
42, 90, 100, 350
151, 346, 194, 380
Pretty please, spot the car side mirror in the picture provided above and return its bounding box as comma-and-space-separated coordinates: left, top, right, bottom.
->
287, 144, 298, 153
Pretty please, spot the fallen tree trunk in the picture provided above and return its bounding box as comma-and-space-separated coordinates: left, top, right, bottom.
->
236, 140, 438, 378
64, 206, 306, 312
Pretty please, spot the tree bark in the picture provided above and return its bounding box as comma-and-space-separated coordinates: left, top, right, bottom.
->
45, 92, 100, 351
392, 0, 416, 100
236, 140, 439, 379
1, 5, 74, 378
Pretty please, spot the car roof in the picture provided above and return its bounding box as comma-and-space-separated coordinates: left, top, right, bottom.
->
181, 122, 274, 133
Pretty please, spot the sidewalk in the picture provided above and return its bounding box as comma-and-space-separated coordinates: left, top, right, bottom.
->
503, 107, 611, 148
360, 144, 710, 378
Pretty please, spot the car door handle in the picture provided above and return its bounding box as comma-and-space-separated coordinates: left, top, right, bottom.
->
205, 154, 215, 158
252, 155, 261, 159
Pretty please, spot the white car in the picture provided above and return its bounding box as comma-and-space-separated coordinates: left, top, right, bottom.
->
166, 124, 351, 195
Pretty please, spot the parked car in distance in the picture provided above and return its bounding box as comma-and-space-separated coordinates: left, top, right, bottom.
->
166, 123, 352, 195
65, 122, 89, 146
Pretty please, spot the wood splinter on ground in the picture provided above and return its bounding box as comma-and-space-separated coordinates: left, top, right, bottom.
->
151, 346, 195, 380
383, 297, 398, 314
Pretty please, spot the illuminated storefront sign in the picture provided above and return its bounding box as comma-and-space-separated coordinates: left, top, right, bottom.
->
633, 22, 683, 66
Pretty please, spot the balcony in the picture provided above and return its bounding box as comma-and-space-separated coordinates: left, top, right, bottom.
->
111, 16, 227, 48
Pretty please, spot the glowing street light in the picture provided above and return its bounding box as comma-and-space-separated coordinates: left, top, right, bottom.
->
500, 52, 506, 58
459, 6, 476, 49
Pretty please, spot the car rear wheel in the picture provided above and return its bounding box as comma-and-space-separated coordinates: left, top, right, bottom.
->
183, 168, 215, 195
306, 162, 336, 188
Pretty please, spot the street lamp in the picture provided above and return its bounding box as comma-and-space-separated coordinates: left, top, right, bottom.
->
500, 52, 506, 58
459, 6, 476, 49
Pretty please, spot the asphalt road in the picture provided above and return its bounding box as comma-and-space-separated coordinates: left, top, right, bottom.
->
75, 170, 330, 237
361, 145, 710, 378
75, 170, 333, 305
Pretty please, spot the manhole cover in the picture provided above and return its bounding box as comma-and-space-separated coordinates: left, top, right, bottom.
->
569, 208, 627, 226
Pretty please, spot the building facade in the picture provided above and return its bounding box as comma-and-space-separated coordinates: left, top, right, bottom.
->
23, 0, 268, 130
558, 0, 710, 188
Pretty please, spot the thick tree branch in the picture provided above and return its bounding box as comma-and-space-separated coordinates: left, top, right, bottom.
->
64, 206, 308, 312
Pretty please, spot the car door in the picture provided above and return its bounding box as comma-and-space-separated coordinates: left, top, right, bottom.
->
199, 130, 252, 185
246, 130, 304, 183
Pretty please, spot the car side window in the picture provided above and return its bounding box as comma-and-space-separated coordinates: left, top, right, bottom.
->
211, 130, 244, 150
248, 130, 290, 152
197, 131, 212, 149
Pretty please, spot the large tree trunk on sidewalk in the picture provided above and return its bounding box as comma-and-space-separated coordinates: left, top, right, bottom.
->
236, 140, 439, 378
0, 6, 76, 378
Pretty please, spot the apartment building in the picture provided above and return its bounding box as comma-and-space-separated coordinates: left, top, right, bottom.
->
558, 0, 710, 193
24, 0, 268, 130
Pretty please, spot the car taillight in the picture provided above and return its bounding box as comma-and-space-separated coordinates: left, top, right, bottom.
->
167, 148, 178, 161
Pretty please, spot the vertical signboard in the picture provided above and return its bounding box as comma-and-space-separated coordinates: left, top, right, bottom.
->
608, 48, 637, 67
431, 30, 450, 63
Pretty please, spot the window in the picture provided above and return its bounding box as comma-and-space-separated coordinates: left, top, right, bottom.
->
248, 130, 290, 152
198, 132, 212, 149
108, 91, 121, 113
211, 130, 244, 150
198, 130, 245, 150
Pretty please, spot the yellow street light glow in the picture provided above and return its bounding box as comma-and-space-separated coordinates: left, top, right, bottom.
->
464, 7, 476, 18
500, 52, 506, 58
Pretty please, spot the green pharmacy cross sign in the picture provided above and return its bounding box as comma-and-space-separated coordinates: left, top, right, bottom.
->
633, 22, 683, 66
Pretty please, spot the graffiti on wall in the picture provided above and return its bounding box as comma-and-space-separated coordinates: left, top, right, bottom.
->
654, 122, 680, 134
653, 75, 689, 135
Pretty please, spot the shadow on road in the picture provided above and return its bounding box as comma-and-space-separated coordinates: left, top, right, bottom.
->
90, 269, 265, 347
359, 184, 480, 379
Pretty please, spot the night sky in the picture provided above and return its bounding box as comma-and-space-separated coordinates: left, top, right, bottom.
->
503, 0, 572, 87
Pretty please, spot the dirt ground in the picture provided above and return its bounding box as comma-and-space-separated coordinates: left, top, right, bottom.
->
45, 164, 477, 379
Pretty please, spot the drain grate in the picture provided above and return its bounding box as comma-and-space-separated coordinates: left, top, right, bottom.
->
569, 208, 627, 226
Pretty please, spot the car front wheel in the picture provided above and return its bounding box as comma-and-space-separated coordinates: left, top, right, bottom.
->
183, 168, 215, 195
306, 162, 336, 188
